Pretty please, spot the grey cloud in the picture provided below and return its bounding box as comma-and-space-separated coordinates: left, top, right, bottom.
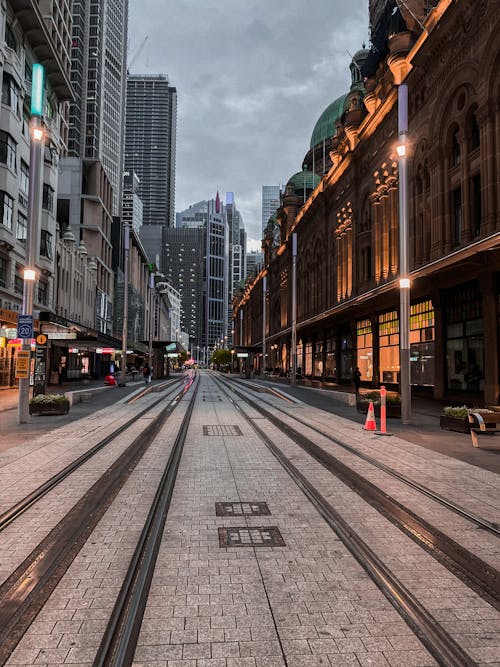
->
129, 0, 368, 247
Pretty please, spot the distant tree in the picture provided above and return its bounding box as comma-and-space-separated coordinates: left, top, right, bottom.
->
179, 350, 190, 365
211, 349, 231, 368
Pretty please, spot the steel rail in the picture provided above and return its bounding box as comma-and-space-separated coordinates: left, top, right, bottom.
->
93, 374, 200, 667
214, 375, 484, 667
0, 378, 184, 533
0, 375, 194, 667
228, 376, 500, 537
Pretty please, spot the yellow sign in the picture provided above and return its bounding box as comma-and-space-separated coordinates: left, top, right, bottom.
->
36, 334, 48, 346
16, 351, 31, 378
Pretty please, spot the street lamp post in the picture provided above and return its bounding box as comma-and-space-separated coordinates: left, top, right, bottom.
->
291, 233, 297, 387
18, 64, 45, 424
148, 272, 155, 376
261, 275, 267, 376
119, 223, 129, 386
397, 83, 411, 424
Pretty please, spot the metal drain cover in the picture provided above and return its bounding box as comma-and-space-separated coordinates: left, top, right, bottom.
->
203, 425, 243, 436
216, 502, 271, 517
218, 526, 285, 547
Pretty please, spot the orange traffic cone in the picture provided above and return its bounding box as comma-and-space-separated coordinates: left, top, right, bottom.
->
363, 401, 377, 431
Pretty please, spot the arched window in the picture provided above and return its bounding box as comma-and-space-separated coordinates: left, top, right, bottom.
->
470, 114, 480, 151
452, 129, 461, 166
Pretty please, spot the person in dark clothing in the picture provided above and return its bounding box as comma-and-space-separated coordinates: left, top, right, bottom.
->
142, 364, 151, 384
353, 366, 362, 394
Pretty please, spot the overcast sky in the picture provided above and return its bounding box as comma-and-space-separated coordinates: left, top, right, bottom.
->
128, 0, 369, 250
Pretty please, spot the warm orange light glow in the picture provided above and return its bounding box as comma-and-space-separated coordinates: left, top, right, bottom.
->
399, 278, 410, 289
32, 127, 44, 142
396, 144, 407, 158
23, 268, 36, 281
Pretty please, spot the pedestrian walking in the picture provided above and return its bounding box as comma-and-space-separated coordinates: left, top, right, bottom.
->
353, 366, 362, 394
143, 364, 151, 384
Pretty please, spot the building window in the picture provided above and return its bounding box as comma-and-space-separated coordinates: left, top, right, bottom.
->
37, 281, 48, 305
356, 319, 373, 382
5, 23, 18, 52
410, 300, 435, 386
20, 160, 29, 194
0, 131, 16, 171
42, 183, 54, 211
452, 129, 460, 166
40, 230, 53, 259
379, 310, 399, 384
0, 191, 14, 230
14, 268, 23, 294
471, 174, 482, 237
16, 213, 27, 243
471, 115, 480, 151
0, 256, 7, 287
453, 187, 462, 246
2, 73, 20, 115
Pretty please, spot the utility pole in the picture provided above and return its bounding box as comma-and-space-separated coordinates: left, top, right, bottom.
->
18, 65, 45, 424
119, 223, 130, 386
261, 275, 267, 376
148, 272, 155, 376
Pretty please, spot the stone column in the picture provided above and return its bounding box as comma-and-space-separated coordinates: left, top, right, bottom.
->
380, 185, 389, 280
347, 228, 353, 298
481, 274, 499, 405
388, 179, 399, 275
429, 148, 443, 260
432, 289, 445, 399
372, 196, 382, 283
459, 130, 473, 243
478, 104, 496, 234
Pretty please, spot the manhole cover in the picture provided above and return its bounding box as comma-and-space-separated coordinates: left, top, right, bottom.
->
215, 502, 271, 516
218, 526, 285, 547
203, 425, 243, 436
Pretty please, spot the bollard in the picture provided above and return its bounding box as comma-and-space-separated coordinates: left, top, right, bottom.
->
375, 385, 393, 436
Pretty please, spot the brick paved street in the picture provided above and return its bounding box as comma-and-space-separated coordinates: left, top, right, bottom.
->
0, 371, 499, 666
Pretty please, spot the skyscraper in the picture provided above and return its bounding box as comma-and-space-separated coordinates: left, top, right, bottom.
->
225, 193, 246, 346
125, 75, 177, 267
169, 197, 228, 352
68, 0, 128, 216
262, 185, 281, 237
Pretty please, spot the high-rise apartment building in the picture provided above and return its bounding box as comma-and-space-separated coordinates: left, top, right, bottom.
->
125, 75, 177, 268
246, 251, 264, 280
261, 185, 281, 237
225, 193, 246, 346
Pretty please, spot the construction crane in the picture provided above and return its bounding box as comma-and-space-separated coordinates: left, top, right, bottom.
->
127, 35, 148, 73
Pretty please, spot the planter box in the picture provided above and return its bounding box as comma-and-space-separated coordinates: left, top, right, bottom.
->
29, 402, 69, 416
440, 415, 497, 433
357, 401, 401, 418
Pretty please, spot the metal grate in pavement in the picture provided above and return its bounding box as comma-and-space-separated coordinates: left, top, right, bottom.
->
218, 526, 285, 547
215, 501, 271, 517
203, 425, 243, 436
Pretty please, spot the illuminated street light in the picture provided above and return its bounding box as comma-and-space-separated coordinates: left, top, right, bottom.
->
397, 83, 411, 425
18, 64, 45, 424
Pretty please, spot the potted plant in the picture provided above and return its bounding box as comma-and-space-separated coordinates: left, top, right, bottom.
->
440, 406, 495, 433
356, 391, 401, 418
29, 393, 70, 416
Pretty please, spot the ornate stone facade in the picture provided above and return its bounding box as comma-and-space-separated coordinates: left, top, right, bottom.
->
234, 0, 500, 404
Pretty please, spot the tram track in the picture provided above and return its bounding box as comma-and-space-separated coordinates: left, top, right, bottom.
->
0, 373, 197, 666
213, 373, 497, 667
0, 377, 184, 534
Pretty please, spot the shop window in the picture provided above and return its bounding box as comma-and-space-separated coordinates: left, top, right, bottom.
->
379, 311, 399, 384
0, 131, 16, 171
339, 331, 353, 381
445, 282, 483, 392
356, 319, 373, 381
410, 301, 435, 386
40, 230, 53, 259
0, 256, 7, 287
313, 341, 323, 377
471, 174, 482, 237
16, 213, 26, 243
325, 337, 336, 379
304, 342, 313, 376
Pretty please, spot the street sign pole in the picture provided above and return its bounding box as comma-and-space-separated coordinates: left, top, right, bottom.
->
18, 64, 45, 424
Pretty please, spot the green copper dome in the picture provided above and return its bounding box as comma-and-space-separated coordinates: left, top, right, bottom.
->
286, 169, 321, 195
310, 94, 348, 149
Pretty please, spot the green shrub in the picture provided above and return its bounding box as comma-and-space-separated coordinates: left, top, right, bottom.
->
358, 391, 401, 405
441, 405, 494, 418
30, 393, 69, 406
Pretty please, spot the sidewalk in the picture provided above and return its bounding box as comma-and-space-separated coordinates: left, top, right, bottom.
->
231, 374, 500, 475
